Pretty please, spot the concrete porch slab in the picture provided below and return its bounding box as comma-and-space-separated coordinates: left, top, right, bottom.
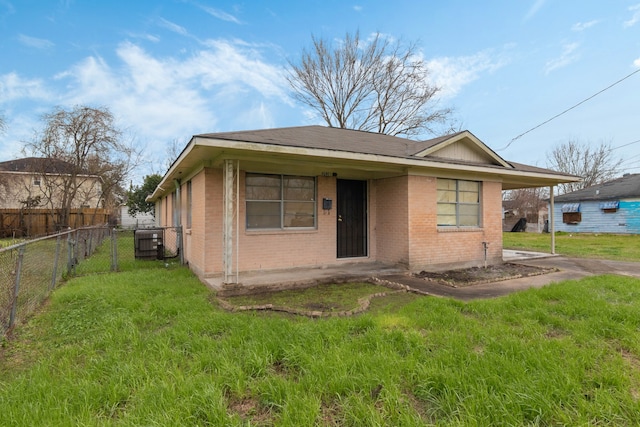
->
205, 251, 554, 292
204, 261, 405, 295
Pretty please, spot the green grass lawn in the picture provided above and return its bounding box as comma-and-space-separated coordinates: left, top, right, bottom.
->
1, 266, 639, 426
503, 232, 640, 261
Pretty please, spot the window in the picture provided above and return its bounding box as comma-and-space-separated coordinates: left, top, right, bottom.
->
600, 201, 619, 213
437, 179, 480, 227
33, 177, 41, 186
186, 181, 192, 228
563, 212, 581, 224
561, 203, 581, 224
246, 173, 316, 229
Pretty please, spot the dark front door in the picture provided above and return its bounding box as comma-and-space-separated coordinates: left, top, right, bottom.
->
337, 179, 367, 258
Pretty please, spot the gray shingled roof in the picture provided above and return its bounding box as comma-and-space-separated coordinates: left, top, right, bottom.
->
0, 157, 89, 175
197, 125, 456, 158
554, 173, 640, 202
196, 125, 572, 177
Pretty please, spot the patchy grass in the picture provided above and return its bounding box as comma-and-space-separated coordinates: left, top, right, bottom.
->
223, 282, 392, 312
1, 267, 640, 425
0, 238, 24, 249
503, 231, 640, 261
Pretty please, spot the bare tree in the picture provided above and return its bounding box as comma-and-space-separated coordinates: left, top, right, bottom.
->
286, 31, 455, 138
23, 105, 139, 229
546, 139, 623, 194
165, 138, 182, 171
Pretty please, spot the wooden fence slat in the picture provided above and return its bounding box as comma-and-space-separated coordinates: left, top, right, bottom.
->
0, 208, 113, 238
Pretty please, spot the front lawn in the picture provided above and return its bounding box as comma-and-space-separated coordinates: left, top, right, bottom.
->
503, 231, 640, 261
1, 267, 639, 426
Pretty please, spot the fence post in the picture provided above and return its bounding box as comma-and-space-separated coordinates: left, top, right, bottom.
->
50, 234, 62, 290
67, 230, 76, 276
111, 228, 118, 272
88, 228, 94, 256
9, 245, 26, 329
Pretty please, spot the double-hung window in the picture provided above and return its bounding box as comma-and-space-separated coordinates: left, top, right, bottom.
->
437, 179, 481, 227
246, 173, 316, 229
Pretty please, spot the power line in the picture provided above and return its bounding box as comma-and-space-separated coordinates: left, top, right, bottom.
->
610, 138, 640, 151
497, 67, 640, 151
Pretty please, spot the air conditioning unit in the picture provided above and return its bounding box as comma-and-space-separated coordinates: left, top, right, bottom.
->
134, 229, 164, 260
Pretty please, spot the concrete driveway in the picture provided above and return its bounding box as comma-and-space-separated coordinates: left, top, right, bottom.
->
382, 252, 640, 301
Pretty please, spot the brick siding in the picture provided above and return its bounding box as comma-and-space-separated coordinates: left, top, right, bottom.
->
162, 166, 505, 278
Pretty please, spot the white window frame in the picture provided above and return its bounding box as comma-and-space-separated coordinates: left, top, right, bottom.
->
437, 178, 481, 227
245, 173, 317, 230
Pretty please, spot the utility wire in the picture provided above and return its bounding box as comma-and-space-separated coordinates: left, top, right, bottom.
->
610, 138, 640, 151
497, 67, 640, 151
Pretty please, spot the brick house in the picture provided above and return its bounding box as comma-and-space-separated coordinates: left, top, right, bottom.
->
147, 126, 579, 287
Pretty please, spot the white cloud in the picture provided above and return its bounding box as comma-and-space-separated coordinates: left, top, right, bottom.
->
157, 17, 188, 36
199, 6, 242, 24
0, 72, 50, 102
544, 42, 580, 74
426, 50, 509, 99
17, 34, 54, 49
624, 3, 640, 27
572, 20, 599, 31
634, 57, 640, 68
196, 39, 289, 98
54, 40, 290, 150
524, 0, 546, 21
353, 5, 363, 12
124, 31, 160, 43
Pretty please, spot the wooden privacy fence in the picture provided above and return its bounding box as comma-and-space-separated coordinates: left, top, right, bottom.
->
0, 208, 113, 238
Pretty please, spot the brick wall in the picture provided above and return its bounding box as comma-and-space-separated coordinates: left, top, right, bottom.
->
236, 174, 339, 271
407, 177, 503, 271
375, 175, 409, 266
174, 166, 505, 278
181, 171, 207, 276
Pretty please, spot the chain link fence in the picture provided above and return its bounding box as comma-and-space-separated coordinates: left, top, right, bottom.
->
1, 226, 183, 338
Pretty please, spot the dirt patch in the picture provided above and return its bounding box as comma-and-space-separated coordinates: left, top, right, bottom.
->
414, 263, 556, 288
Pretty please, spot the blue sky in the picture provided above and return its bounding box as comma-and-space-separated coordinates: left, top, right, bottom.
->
1, 0, 640, 182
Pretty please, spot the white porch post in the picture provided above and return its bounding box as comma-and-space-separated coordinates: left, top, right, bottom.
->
549, 185, 555, 255
223, 159, 239, 284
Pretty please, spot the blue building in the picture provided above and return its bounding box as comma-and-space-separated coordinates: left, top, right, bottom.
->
551, 174, 640, 234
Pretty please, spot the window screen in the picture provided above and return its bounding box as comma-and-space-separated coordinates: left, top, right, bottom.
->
246, 173, 316, 229
437, 179, 480, 227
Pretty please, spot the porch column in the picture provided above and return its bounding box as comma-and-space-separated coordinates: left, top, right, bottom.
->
223, 159, 239, 284
549, 185, 555, 255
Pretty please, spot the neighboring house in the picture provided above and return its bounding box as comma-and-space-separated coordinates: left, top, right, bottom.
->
551, 173, 640, 234
119, 205, 156, 229
147, 126, 579, 288
0, 157, 103, 209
